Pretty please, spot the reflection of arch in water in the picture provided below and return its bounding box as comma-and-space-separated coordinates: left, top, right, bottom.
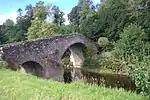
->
21, 61, 44, 77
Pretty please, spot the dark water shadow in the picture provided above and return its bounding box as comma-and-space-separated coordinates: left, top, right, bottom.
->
64, 68, 136, 92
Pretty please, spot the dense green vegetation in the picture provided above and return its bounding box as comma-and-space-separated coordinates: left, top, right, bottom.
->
0, 69, 148, 100
0, 0, 150, 98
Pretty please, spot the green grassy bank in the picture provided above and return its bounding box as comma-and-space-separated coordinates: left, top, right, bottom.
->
0, 69, 148, 100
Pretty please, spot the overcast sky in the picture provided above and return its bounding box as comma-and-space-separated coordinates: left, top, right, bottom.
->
0, 0, 100, 25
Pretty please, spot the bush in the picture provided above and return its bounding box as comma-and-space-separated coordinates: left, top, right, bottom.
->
99, 55, 126, 73
98, 37, 109, 47
114, 24, 148, 63
129, 66, 150, 97
82, 58, 100, 69
97, 37, 113, 51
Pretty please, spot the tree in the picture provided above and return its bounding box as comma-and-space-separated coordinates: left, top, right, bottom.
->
68, 6, 80, 24
15, 5, 34, 42
33, 1, 48, 20
27, 20, 42, 39
16, 15, 31, 41
25, 4, 34, 18
52, 6, 65, 26
57, 24, 73, 35
17, 8, 23, 16
96, 0, 136, 41
1, 19, 19, 43
41, 22, 57, 38
136, 0, 150, 41
0, 25, 4, 44
114, 24, 148, 63
68, 0, 98, 38
68, 0, 85, 32
3, 19, 14, 27
27, 1, 58, 40
78, 1, 99, 38
28, 20, 57, 40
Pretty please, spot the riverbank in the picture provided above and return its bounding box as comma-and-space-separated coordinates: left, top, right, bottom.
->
0, 69, 147, 100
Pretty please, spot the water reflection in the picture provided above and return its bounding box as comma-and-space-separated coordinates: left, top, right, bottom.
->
64, 68, 136, 91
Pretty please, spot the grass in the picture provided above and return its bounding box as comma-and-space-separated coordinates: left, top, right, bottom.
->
0, 69, 148, 100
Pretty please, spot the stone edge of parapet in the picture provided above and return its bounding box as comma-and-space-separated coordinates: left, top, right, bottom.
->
0, 34, 87, 48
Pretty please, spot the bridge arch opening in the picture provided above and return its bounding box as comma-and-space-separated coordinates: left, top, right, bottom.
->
62, 43, 88, 83
21, 61, 44, 77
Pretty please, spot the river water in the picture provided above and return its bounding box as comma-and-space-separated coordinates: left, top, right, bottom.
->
64, 68, 136, 91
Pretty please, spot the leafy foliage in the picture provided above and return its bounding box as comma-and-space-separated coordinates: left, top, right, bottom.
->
57, 25, 73, 35
82, 58, 100, 69
136, 0, 150, 41
114, 24, 150, 97
129, 67, 150, 97
98, 37, 109, 47
28, 20, 57, 40
97, 37, 114, 51
1, 19, 25, 44
27, 1, 67, 40
82, 45, 100, 69
52, 6, 65, 26
68, 0, 99, 38
99, 56, 126, 73
96, 0, 137, 41
114, 24, 150, 65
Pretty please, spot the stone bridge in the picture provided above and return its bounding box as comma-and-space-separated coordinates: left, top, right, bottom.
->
0, 35, 97, 82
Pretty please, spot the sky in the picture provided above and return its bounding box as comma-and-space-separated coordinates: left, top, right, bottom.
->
0, 0, 100, 25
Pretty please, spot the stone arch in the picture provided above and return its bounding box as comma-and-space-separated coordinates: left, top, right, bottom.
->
21, 61, 44, 77
61, 43, 88, 82
69, 43, 86, 68
61, 42, 89, 68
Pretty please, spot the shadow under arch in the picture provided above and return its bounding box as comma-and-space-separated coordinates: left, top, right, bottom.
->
21, 61, 44, 77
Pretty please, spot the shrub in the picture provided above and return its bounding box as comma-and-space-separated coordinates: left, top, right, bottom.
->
99, 56, 126, 73
82, 58, 100, 69
129, 66, 150, 97
98, 37, 109, 47
114, 24, 149, 63
97, 37, 113, 51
